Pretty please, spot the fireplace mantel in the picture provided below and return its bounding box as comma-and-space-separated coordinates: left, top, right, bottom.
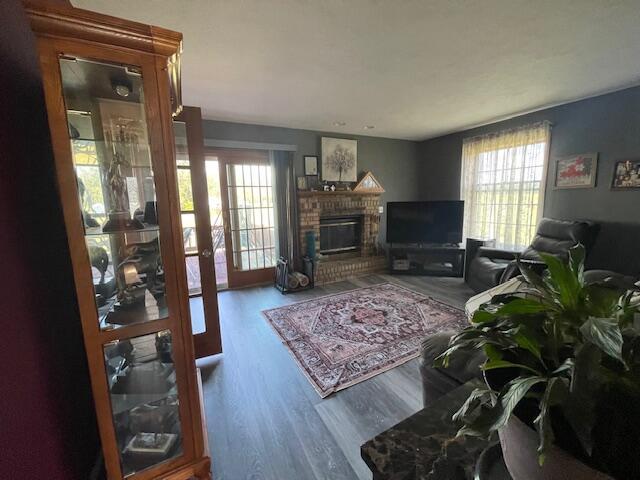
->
298, 190, 382, 197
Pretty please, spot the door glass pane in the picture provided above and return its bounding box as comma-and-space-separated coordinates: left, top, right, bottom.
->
173, 122, 189, 166
176, 168, 193, 211
104, 330, 183, 476
205, 159, 227, 288
181, 213, 197, 254
227, 162, 277, 271
184, 255, 201, 295
60, 57, 167, 330
189, 297, 206, 335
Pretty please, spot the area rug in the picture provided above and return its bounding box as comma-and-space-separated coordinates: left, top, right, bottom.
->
262, 283, 467, 397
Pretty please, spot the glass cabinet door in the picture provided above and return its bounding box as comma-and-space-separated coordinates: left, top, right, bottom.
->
104, 330, 183, 476
59, 56, 168, 330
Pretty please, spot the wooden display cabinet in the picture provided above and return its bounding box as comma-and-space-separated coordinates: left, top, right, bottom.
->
24, 2, 211, 479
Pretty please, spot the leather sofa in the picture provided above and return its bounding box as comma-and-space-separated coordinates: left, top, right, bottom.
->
422, 220, 640, 405
465, 218, 598, 293
419, 331, 484, 406
583, 221, 640, 286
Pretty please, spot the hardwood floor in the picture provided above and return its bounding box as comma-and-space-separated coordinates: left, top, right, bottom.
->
195, 274, 474, 480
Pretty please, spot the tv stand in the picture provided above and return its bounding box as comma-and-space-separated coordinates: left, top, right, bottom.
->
388, 243, 464, 277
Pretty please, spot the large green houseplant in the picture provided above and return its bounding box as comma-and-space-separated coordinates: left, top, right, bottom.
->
436, 245, 640, 479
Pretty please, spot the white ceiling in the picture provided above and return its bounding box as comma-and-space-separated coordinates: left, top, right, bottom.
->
72, 0, 640, 141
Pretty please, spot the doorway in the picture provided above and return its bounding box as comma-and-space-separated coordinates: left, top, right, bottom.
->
209, 149, 277, 289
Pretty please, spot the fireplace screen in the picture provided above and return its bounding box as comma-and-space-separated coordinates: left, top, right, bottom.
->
319, 215, 362, 254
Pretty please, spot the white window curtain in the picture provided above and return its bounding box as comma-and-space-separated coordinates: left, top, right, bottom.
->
461, 121, 551, 250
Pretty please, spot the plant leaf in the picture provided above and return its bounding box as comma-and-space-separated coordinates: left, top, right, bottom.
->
452, 386, 494, 423
534, 376, 569, 465
458, 376, 546, 438
434, 335, 485, 368
587, 285, 623, 319
482, 359, 542, 376
540, 252, 580, 309
517, 257, 548, 294
513, 327, 543, 362
618, 290, 640, 328
564, 343, 602, 456
473, 309, 497, 324
580, 316, 625, 365
552, 357, 574, 375
496, 298, 549, 316
484, 344, 503, 362
568, 244, 586, 285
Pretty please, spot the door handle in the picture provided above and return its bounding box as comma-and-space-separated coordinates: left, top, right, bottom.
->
201, 248, 212, 258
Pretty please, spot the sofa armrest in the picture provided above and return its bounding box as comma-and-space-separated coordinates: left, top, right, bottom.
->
477, 246, 519, 261
420, 332, 486, 394
499, 258, 548, 283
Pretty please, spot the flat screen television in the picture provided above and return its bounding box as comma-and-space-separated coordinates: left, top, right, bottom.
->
386, 201, 464, 244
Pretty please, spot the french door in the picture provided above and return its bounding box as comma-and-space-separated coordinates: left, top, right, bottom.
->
211, 149, 277, 288
173, 107, 222, 358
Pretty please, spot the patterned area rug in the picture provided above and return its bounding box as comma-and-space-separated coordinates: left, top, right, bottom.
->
262, 283, 467, 397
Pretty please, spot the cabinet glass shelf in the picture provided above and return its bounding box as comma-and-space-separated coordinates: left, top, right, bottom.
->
85, 225, 160, 236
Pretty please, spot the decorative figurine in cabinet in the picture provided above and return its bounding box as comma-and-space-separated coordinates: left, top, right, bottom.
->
25, 1, 210, 478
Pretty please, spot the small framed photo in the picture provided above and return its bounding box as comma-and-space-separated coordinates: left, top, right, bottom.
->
553, 153, 598, 189
304, 155, 318, 175
306, 175, 319, 190
611, 159, 640, 189
296, 176, 308, 190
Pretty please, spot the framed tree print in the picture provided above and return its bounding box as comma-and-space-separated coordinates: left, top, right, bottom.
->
321, 137, 357, 182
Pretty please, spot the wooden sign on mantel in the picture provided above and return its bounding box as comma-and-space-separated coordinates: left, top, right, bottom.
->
353, 171, 385, 193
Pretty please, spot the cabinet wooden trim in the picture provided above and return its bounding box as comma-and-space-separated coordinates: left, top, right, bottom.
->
24, 1, 182, 57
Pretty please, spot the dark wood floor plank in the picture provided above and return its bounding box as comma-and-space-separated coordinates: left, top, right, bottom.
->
198, 275, 473, 480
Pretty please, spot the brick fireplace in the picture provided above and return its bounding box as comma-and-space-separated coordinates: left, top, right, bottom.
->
298, 191, 386, 285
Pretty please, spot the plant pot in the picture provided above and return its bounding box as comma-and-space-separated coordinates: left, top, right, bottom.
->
499, 415, 613, 480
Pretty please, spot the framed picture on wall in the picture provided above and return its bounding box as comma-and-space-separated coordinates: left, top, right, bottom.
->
611, 159, 640, 189
553, 152, 598, 189
321, 137, 357, 182
296, 176, 308, 190
304, 155, 318, 175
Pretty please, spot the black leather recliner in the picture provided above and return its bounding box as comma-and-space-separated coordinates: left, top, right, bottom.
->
465, 218, 598, 293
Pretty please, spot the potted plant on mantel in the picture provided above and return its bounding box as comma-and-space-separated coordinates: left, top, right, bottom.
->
436, 245, 640, 479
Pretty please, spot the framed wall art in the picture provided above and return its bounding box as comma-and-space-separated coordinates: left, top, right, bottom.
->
296, 176, 308, 190
321, 137, 357, 182
553, 153, 598, 189
304, 155, 318, 175
611, 159, 640, 189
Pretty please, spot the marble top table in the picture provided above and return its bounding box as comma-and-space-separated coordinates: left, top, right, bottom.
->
361, 380, 501, 480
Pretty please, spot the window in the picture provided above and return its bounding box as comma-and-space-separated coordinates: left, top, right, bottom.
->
461, 122, 551, 250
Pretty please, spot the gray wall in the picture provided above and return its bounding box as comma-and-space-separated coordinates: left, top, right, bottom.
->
418, 86, 640, 223
201, 120, 421, 242
201, 85, 640, 246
